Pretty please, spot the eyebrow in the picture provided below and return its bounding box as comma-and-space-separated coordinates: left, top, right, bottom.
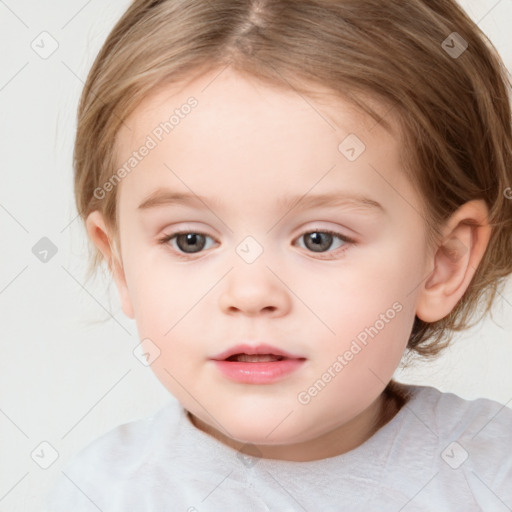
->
137, 188, 385, 214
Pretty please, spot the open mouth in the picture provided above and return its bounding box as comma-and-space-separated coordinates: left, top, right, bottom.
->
212, 347, 305, 383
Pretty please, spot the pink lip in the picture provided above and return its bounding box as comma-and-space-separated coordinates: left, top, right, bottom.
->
210, 344, 306, 384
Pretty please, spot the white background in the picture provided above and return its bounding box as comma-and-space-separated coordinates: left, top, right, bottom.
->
0, 1, 511, 510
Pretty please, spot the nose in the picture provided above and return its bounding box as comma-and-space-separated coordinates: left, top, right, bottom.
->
218, 262, 292, 317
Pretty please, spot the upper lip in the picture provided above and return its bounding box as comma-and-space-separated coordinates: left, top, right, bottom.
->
211, 343, 305, 361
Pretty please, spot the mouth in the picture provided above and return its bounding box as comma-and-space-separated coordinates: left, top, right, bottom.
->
224, 353, 287, 362
211, 343, 305, 362
210, 344, 306, 384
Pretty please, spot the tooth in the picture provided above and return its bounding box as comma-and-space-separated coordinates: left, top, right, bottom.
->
235, 354, 282, 362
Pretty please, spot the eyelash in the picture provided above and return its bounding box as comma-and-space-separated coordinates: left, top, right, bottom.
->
157, 229, 356, 260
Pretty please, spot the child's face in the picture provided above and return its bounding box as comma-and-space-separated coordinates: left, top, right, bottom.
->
96, 68, 436, 460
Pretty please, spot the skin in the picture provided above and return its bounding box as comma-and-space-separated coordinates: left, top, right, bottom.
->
87, 67, 491, 462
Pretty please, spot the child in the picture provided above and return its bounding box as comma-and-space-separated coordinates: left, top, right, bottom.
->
46, 0, 512, 509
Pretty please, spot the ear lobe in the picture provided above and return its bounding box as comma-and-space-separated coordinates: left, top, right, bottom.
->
85, 211, 135, 319
415, 199, 491, 323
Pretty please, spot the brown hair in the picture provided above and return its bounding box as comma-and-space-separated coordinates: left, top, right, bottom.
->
74, 0, 512, 357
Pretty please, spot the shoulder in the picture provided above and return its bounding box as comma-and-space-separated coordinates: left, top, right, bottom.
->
45, 399, 182, 511
399, 383, 512, 501
68, 400, 176, 470
404, 383, 512, 440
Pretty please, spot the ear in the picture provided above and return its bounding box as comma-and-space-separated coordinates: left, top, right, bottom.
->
85, 211, 135, 319
415, 199, 491, 323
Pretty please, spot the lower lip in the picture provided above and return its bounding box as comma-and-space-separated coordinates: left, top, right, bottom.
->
212, 359, 305, 384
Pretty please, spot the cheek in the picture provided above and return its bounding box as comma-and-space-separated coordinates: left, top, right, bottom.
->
309, 238, 423, 368
127, 264, 210, 372
310, 299, 416, 419
125, 255, 198, 332
313, 257, 420, 338
335, 299, 414, 377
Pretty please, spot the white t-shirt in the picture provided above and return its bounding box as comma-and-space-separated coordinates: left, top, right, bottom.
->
45, 384, 512, 511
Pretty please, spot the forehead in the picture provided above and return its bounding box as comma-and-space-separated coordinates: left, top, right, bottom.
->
113, 67, 413, 217
118, 66, 399, 154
